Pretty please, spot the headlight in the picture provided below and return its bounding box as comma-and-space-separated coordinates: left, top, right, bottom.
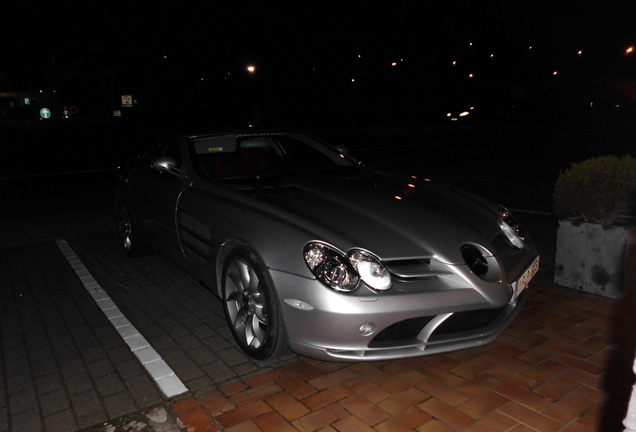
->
498, 205, 526, 249
304, 243, 359, 292
304, 243, 392, 292
348, 250, 392, 290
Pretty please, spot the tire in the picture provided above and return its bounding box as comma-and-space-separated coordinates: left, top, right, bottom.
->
115, 197, 147, 257
222, 248, 288, 361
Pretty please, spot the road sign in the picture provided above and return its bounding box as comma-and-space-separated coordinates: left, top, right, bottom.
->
121, 95, 133, 107
40, 108, 51, 119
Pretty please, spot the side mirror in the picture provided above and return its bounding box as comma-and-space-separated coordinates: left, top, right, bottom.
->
151, 156, 179, 175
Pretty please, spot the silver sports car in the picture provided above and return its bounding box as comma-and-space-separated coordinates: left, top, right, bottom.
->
114, 129, 539, 362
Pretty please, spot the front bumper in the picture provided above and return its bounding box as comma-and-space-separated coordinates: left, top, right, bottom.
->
269, 263, 531, 362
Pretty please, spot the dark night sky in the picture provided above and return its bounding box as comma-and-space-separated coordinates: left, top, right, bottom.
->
3, 2, 635, 77
3, 0, 636, 117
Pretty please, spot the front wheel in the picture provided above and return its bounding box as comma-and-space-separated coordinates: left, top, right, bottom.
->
222, 248, 288, 361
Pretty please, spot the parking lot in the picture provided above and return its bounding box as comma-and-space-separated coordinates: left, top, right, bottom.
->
1, 123, 634, 431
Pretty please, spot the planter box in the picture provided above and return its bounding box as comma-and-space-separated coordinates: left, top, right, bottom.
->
554, 218, 630, 299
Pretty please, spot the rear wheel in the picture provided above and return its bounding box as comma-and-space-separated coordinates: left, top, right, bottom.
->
222, 248, 288, 361
115, 198, 146, 256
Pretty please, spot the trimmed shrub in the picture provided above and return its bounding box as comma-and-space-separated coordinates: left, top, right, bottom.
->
553, 155, 636, 225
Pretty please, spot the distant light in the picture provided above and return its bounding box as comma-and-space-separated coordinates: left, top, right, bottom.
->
577, 50, 583, 56
407, 184, 415, 188
468, 73, 474, 78
391, 62, 397, 66
394, 196, 402, 200
247, 65, 256, 73
528, 46, 533, 50
490, 54, 494, 58
452, 60, 457, 66
553, 71, 558, 75
627, 47, 634, 54
351, 78, 355, 82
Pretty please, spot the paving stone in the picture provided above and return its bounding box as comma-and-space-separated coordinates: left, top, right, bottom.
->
9, 388, 38, 415
66, 373, 95, 396
80, 345, 108, 363
203, 360, 238, 384
184, 375, 215, 392
187, 345, 217, 367
94, 374, 127, 397
3, 345, 28, 365
40, 388, 71, 415
10, 408, 43, 432
124, 375, 163, 407
31, 358, 59, 378
76, 410, 109, 430
103, 391, 137, 419
71, 389, 104, 419
87, 358, 116, 380
6, 372, 33, 395
115, 359, 146, 380
59, 357, 87, 379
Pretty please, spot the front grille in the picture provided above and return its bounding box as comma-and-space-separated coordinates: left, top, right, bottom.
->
369, 306, 506, 349
428, 307, 505, 340
369, 316, 436, 348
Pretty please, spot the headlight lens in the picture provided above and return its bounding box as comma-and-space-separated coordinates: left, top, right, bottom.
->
304, 243, 392, 292
498, 205, 526, 248
304, 243, 359, 292
348, 250, 392, 290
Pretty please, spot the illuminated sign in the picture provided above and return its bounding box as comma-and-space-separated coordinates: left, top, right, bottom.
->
121, 95, 133, 107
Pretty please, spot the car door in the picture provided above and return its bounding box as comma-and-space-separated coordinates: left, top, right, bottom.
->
127, 136, 187, 255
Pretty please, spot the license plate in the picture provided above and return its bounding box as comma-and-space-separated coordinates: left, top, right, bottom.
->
514, 256, 540, 299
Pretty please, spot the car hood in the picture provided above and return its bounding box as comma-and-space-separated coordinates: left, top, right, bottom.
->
227, 169, 501, 263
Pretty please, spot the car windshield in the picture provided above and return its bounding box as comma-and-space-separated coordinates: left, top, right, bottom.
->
190, 133, 356, 181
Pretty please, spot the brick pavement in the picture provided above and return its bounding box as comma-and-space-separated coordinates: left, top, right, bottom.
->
169, 270, 632, 431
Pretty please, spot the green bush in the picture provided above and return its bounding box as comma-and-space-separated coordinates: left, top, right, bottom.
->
553, 155, 636, 225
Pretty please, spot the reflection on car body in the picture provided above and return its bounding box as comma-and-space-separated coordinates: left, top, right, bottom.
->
114, 129, 539, 361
